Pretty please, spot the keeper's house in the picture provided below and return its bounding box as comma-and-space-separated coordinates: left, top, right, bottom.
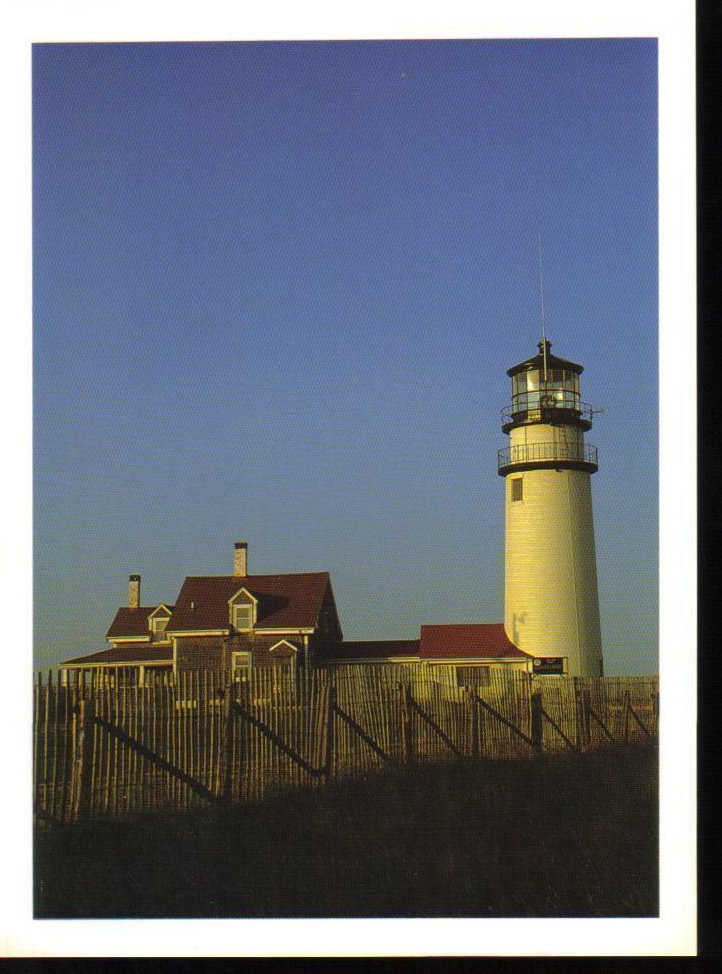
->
59, 541, 535, 684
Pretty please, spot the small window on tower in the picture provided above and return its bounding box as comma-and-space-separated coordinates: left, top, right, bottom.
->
511, 478, 523, 502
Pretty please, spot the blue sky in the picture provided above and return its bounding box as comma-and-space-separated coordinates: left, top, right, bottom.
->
33, 39, 658, 673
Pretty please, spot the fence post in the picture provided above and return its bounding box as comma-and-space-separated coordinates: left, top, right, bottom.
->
219, 681, 237, 802
573, 678, 581, 750
466, 687, 479, 759
317, 684, 335, 784
531, 690, 544, 755
623, 689, 631, 744
401, 683, 415, 765
573, 678, 587, 752
70, 698, 94, 824
652, 689, 659, 738
583, 689, 593, 748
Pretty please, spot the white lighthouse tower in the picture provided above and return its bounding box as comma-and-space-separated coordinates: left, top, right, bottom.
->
499, 338, 603, 676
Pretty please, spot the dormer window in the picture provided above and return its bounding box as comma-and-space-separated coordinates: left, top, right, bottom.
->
229, 586, 258, 631
151, 616, 168, 636
233, 603, 254, 631
148, 604, 172, 642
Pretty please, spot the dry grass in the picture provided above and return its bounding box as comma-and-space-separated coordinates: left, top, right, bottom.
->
34, 746, 657, 918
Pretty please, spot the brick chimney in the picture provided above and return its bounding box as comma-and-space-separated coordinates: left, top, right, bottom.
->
129, 574, 141, 608
234, 541, 248, 577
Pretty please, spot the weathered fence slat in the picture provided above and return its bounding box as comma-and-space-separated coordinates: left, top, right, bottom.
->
33, 669, 659, 825
93, 715, 218, 804
33, 675, 40, 811
47, 673, 57, 821
540, 704, 581, 752
467, 687, 480, 759
218, 682, 237, 801
475, 690, 536, 750
63, 683, 77, 824
101, 681, 110, 815
412, 699, 465, 758
401, 683, 415, 765
334, 703, 396, 765
623, 689, 631, 744
627, 700, 655, 740
233, 700, 320, 778
316, 684, 335, 783
574, 682, 588, 750
531, 690, 544, 754
69, 699, 95, 823
587, 699, 615, 742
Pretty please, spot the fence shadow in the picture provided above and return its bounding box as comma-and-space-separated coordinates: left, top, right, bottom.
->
33, 665, 659, 825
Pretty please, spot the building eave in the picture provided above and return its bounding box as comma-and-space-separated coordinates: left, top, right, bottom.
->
60, 659, 173, 669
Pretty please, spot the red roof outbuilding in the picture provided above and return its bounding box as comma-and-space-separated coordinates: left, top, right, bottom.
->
318, 639, 420, 662
419, 624, 530, 660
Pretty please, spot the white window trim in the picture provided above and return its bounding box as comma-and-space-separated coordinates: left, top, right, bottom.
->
228, 587, 258, 628
268, 639, 298, 654
231, 650, 252, 682
232, 604, 255, 631
148, 604, 172, 638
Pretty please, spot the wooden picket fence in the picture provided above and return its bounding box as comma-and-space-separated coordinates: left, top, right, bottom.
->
33, 665, 658, 826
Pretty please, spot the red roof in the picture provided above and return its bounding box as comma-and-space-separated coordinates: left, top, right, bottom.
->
62, 644, 173, 666
419, 624, 530, 660
168, 572, 330, 633
106, 607, 157, 639
318, 639, 420, 661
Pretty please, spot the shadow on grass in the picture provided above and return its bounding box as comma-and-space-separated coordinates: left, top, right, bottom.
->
34, 746, 657, 919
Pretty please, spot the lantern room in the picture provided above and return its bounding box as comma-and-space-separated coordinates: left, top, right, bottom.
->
501, 339, 593, 433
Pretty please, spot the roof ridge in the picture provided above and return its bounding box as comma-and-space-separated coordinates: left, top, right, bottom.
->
181, 571, 330, 581
335, 638, 419, 644
420, 622, 504, 628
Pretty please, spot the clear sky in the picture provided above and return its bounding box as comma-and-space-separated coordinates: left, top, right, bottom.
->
33, 39, 658, 674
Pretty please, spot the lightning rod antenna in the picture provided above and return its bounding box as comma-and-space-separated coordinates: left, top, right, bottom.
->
537, 234, 548, 381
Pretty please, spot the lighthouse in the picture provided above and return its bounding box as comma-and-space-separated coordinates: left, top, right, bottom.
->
498, 339, 603, 677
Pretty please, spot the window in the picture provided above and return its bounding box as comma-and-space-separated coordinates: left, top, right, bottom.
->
457, 666, 490, 688
233, 603, 254, 630
231, 651, 251, 682
512, 370, 539, 408
511, 478, 523, 502
513, 367, 581, 413
151, 616, 168, 638
456, 667, 469, 688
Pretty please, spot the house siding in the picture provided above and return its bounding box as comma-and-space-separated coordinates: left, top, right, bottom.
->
175, 637, 225, 673
226, 633, 300, 668
175, 633, 302, 672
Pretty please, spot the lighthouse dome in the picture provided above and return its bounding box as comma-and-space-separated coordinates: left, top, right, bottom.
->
506, 338, 583, 377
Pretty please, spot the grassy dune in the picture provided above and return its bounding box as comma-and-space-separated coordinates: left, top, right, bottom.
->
34, 746, 657, 918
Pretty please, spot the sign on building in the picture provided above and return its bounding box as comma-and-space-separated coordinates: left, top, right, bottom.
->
532, 656, 566, 675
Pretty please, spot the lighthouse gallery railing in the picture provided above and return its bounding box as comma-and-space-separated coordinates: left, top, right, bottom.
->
498, 442, 598, 470
501, 400, 595, 426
